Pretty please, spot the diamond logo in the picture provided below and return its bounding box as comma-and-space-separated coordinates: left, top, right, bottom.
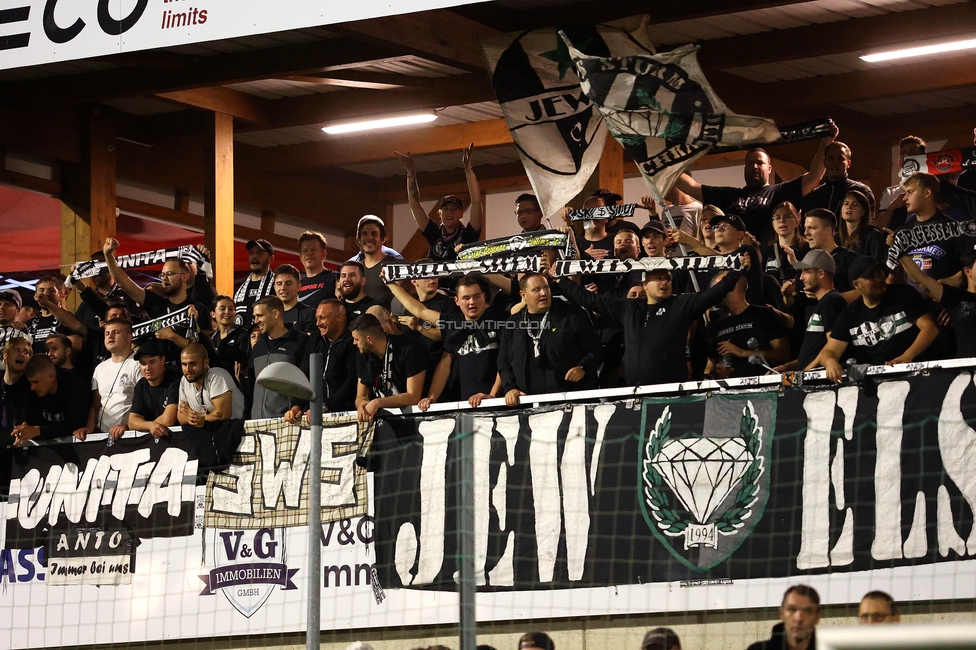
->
651, 438, 754, 524
639, 397, 773, 572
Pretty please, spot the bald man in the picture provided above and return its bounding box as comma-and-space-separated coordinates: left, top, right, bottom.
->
178, 342, 244, 425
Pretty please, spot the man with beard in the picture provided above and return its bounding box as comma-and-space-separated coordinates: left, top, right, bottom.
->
128, 341, 179, 438
45, 334, 86, 380
233, 239, 276, 327
74, 318, 141, 441
285, 299, 358, 421
103, 237, 213, 366
387, 274, 505, 408
348, 216, 403, 309
498, 273, 602, 405
803, 141, 876, 219
775, 250, 848, 372
352, 313, 428, 423
674, 126, 835, 242
747, 585, 821, 650
398, 145, 483, 264
178, 342, 244, 424
297, 231, 337, 307
337, 261, 380, 320
14, 354, 91, 445
247, 296, 308, 420
274, 264, 315, 333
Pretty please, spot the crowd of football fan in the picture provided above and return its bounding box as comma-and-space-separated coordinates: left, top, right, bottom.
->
2, 126, 976, 450
347, 586, 901, 650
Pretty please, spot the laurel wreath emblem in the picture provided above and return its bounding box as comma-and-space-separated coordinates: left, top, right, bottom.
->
641, 402, 764, 537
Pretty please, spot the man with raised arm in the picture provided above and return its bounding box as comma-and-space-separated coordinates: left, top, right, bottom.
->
397, 144, 483, 263
297, 231, 337, 307
551, 262, 742, 386
351, 314, 429, 423
102, 237, 212, 365
74, 318, 142, 441
673, 124, 835, 242
387, 274, 504, 409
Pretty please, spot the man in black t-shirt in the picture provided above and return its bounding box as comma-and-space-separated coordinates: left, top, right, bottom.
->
673, 133, 834, 242
338, 261, 381, 320
398, 146, 483, 263
821, 257, 939, 382
128, 341, 179, 438
387, 274, 503, 408
804, 209, 857, 293
899, 249, 976, 359
14, 355, 91, 445
104, 239, 213, 366
297, 231, 337, 307
707, 272, 790, 378
896, 173, 960, 283
28, 275, 69, 354
352, 313, 428, 423
778, 250, 849, 371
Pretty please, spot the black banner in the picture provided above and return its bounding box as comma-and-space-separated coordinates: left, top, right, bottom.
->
568, 204, 638, 222
5, 431, 200, 548
70, 245, 208, 281
554, 254, 740, 276
385, 256, 540, 282
457, 230, 574, 261
373, 367, 976, 590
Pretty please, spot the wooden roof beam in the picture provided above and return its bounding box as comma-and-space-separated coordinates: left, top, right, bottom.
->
261, 118, 513, 173
156, 88, 271, 125
699, 2, 976, 71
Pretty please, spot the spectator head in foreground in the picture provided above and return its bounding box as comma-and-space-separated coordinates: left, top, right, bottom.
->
858, 590, 899, 625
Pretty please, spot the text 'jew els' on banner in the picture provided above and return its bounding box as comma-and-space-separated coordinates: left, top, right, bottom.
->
481, 18, 656, 219
372, 367, 976, 591
560, 37, 781, 203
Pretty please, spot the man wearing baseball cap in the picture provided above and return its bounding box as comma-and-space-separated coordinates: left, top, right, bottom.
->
0, 290, 31, 370
396, 145, 483, 264
819, 256, 939, 382
778, 250, 849, 372
233, 238, 276, 327
128, 340, 179, 438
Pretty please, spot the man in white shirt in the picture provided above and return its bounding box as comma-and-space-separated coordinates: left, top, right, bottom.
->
178, 342, 245, 424
75, 318, 141, 441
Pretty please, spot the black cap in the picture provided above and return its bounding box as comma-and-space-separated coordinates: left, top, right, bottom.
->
246, 239, 275, 255
440, 195, 463, 210
709, 213, 747, 231
134, 340, 167, 360
640, 220, 667, 237
641, 627, 681, 650
847, 255, 883, 285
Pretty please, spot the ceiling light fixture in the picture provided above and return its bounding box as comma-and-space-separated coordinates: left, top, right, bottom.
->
322, 113, 438, 134
860, 37, 976, 63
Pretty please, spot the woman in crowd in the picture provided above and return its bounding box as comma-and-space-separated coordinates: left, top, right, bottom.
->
839, 189, 886, 264
762, 201, 808, 282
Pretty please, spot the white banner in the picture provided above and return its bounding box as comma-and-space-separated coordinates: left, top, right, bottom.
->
0, 0, 485, 71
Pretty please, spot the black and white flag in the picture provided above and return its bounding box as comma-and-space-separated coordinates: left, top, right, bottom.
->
568, 204, 638, 222
457, 230, 574, 262
553, 254, 740, 277
385, 257, 541, 282
481, 18, 655, 219
561, 39, 780, 205
132, 306, 193, 339
70, 245, 210, 282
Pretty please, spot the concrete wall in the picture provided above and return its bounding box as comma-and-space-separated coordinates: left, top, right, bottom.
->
130, 601, 975, 650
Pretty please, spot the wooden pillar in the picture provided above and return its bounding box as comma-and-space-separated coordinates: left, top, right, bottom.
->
60, 106, 116, 309
204, 112, 235, 297
598, 136, 625, 198
260, 209, 276, 235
